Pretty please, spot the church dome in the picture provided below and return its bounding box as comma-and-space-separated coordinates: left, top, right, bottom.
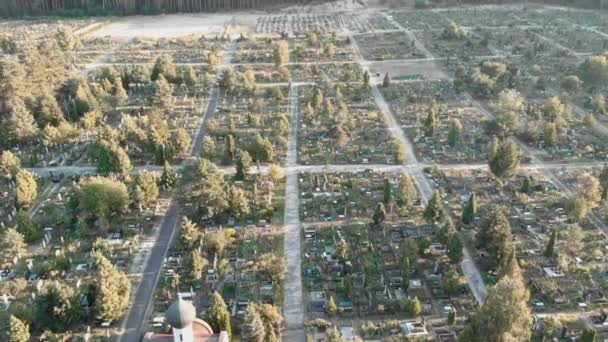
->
166, 297, 196, 329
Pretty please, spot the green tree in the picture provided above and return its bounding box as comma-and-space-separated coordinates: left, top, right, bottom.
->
447, 311, 456, 325
149, 75, 174, 109
363, 71, 370, 87
15, 169, 37, 209
447, 234, 464, 264
16, 210, 39, 242
241, 304, 265, 342
255, 304, 283, 342
489, 139, 520, 181
581, 328, 597, 342
494, 89, 524, 134
448, 119, 463, 146
7, 315, 30, 342
201, 136, 216, 159
133, 171, 159, 208
35, 90, 64, 126
92, 253, 131, 322
225, 134, 236, 163
258, 253, 286, 285
545, 229, 557, 258
227, 185, 249, 219
161, 161, 176, 189
186, 250, 206, 283
336, 239, 349, 261
90, 140, 132, 176
76, 176, 129, 226
462, 192, 477, 224
478, 206, 514, 270
247, 134, 274, 162
112, 77, 128, 105
205, 292, 232, 338
180, 217, 199, 250
383, 178, 393, 207
236, 150, 252, 180
326, 326, 342, 342
383, 72, 391, 87
35, 281, 82, 332
441, 268, 462, 295
372, 202, 386, 225
151, 54, 176, 82
399, 174, 417, 207
438, 219, 456, 245
424, 102, 439, 136
578, 54, 608, 88
423, 191, 443, 224
243, 69, 257, 93
180, 159, 228, 220
172, 128, 192, 156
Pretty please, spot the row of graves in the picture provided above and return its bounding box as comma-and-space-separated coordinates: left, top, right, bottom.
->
297, 84, 400, 165
254, 13, 397, 34
435, 167, 608, 313
205, 83, 290, 165
88, 35, 228, 64
299, 171, 478, 339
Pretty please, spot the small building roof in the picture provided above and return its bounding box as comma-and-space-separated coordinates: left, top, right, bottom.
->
166, 297, 196, 329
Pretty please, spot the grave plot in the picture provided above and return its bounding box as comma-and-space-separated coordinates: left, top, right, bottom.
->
381, 81, 491, 164
299, 171, 476, 323
290, 34, 356, 64
551, 166, 608, 222
233, 64, 291, 83
390, 10, 448, 30
0, 19, 96, 41
435, 167, 608, 312
538, 26, 608, 54
517, 8, 608, 28
147, 169, 286, 334
355, 32, 426, 61
475, 27, 562, 57
414, 27, 494, 59
507, 55, 579, 100
205, 83, 290, 165
75, 36, 123, 64
436, 8, 528, 28
297, 84, 402, 165
289, 62, 363, 83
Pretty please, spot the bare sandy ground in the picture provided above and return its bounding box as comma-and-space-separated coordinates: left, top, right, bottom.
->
91, 0, 367, 38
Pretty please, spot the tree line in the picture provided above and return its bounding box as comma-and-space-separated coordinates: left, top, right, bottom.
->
0, 0, 322, 17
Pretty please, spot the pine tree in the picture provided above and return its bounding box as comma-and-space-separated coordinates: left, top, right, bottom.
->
447, 234, 464, 264
461, 192, 477, 224
489, 139, 521, 181
225, 134, 236, 162
187, 250, 206, 283
545, 229, 557, 258
372, 202, 386, 225
447, 311, 456, 325
383, 178, 392, 207
399, 174, 417, 207
448, 119, 463, 146
363, 71, 370, 87
326, 326, 342, 342
206, 292, 232, 338
93, 253, 131, 322
236, 150, 252, 180
161, 161, 176, 190
438, 219, 456, 245
423, 191, 443, 224
241, 305, 265, 342
0, 150, 21, 179
383, 72, 391, 87
180, 217, 199, 250
7, 315, 30, 342
581, 328, 597, 342
425, 103, 438, 136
